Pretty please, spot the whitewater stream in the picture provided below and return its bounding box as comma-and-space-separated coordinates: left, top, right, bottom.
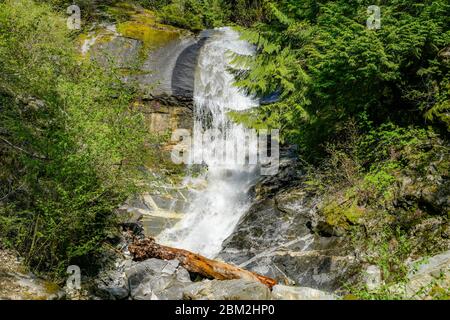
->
157, 27, 261, 258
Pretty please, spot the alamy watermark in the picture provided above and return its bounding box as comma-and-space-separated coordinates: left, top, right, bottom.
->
67, 5, 81, 30
170, 129, 280, 176
66, 265, 81, 290
367, 5, 381, 30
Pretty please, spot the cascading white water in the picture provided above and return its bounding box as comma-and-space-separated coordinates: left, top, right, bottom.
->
157, 27, 260, 258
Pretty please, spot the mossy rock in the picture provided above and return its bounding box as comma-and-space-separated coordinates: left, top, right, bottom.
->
322, 200, 364, 229
78, 3, 187, 65
116, 10, 182, 54
43, 281, 61, 295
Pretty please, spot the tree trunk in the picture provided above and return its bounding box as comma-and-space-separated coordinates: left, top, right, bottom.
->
128, 237, 277, 289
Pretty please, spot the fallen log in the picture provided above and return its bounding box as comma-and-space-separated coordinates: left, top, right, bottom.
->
128, 237, 277, 289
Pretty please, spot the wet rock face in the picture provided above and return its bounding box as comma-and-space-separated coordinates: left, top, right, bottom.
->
219, 150, 359, 292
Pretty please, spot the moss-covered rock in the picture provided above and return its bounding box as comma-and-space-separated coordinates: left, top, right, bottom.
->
116, 9, 182, 51
78, 3, 189, 69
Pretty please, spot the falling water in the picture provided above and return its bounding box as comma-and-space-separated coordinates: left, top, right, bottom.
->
157, 27, 260, 258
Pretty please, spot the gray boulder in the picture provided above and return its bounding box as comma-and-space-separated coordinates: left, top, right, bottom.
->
95, 269, 129, 300
182, 279, 271, 300
271, 285, 336, 300
405, 250, 450, 298
127, 259, 192, 300
94, 258, 133, 300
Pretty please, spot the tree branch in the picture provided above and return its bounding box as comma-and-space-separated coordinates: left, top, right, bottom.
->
0, 136, 48, 160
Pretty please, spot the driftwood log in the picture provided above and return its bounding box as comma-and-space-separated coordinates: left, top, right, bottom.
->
128, 237, 277, 289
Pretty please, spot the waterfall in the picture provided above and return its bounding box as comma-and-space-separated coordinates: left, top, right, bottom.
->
157, 27, 260, 258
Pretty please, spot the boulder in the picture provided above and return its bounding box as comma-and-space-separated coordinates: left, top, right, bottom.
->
94, 269, 129, 300
93, 258, 133, 300
127, 258, 192, 300
271, 285, 336, 300
405, 250, 450, 298
183, 279, 271, 300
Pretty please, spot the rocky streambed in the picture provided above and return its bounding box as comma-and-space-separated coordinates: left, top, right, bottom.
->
90, 233, 337, 301
82, 228, 450, 300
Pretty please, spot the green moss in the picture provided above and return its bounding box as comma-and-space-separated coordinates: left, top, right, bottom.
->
117, 18, 180, 51
322, 200, 364, 229
43, 281, 60, 295
429, 285, 450, 300
114, 7, 183, 63
96, 33, 115, 45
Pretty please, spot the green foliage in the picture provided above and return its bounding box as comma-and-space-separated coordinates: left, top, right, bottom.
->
369, 227, 412, 283
0, 0, 149, 277
159, 0, 230, 30
229, 0, 450, 157
309, 122, 449, 296
346, 254, 450, 300
322, 200, 364, 230
229, 0, 266, 26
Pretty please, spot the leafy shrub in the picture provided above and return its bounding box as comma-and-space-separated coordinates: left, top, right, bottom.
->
0, 0, 149, 277
309, 122, 448, 294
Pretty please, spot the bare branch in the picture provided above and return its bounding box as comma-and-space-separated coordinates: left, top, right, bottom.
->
0, 136, 48, 160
